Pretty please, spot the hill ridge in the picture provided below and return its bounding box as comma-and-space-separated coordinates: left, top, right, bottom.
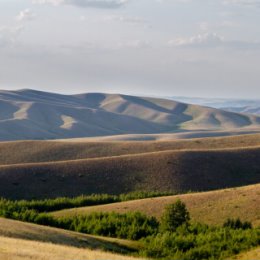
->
1, 89, 260, 140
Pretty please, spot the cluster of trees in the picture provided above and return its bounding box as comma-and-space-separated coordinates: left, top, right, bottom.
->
0, 196, 259, 260
0, 191, 173, 213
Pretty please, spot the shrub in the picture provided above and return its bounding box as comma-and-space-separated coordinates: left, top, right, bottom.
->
160, 199, 190, 232
223, 218, 252, 230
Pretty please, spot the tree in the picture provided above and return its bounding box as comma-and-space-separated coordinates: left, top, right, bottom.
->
160, 199, 190, 232
223, 218, 252, 230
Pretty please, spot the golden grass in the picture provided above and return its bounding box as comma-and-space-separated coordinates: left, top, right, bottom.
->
228, 247, 260, 260
1, 133, 260, 165
1, 145, 260, 200
52, 184, 260, 227
0, 236, 146, 260
0, 134, 260, 199
0, 218, 141, 253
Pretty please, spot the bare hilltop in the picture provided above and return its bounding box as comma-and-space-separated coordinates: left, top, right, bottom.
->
1, 89, 260, 141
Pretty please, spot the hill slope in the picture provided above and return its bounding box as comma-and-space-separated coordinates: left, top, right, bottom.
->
52, 184, 260, 227
0, 218, 140, 254
0, 146, 260, 199
1, 89, 260, 141
1, 133, 260, 165
230, 247, 260, 260
0, 236, 144, 260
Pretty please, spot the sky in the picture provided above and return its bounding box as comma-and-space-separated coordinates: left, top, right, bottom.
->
0, 0, 260, 98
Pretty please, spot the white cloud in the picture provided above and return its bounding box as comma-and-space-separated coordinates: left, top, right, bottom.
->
0, 25, 24, 47
168, 33, 224, 48
222, 0, 260, 7
103, 15, 148, 26
32, 0, 129, 8
16, 9, 36, 22
168, 32, 260, 50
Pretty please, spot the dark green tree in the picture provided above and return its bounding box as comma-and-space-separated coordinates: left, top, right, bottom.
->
160, 199, 190, 232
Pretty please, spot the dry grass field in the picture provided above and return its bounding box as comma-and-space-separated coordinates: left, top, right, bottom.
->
0, 133, 260, 199
0, 218, 141, 254
52, 184, 260, 227
0, 236, 145, 260
1, 146, 260, 199
229, 247, 260, 260
1, 133, 260, 165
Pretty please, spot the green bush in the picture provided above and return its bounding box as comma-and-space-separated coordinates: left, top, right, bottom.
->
140, 224, 260, 260
58, 212, 159, 240
0, 191, 174, 214
160, 199, 190, 232
223, 218, 252, 230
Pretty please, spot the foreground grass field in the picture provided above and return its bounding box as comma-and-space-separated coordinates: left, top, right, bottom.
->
52, 184, 260, 227
0, 218, 141, 254
0, 236, 145, 260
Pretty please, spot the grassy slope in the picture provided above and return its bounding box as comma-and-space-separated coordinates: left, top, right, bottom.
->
1, 134, 260, 199
1, 133, 260, 165
52, 184, 260, 227
229, 247, 260, 260
0, 236, 145, 260
0, 218, 141, 254
1, 147, 260, 199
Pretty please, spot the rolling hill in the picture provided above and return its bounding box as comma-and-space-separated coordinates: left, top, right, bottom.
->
171, 96, 260, 115
1, 133, 260, 165
1, 89, 260, 141
0, 134, 260, 199
51, 184, 260, 227
0, 237, 144, 260
0, 218, 142, 260
0, 145, 260, 199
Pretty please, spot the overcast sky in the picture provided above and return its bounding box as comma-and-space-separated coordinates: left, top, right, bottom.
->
0, 0, 259, 98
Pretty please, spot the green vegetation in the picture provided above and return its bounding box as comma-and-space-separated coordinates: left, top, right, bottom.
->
223, 218, 252, 230
0, 196, 259, 260
0, 191, 174, 214
140, 224, 259, 260
160, 199, 190, 232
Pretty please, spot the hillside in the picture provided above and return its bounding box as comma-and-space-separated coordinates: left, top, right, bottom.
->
1, 89, 260, 141
1, 133, 260, 165
51, 184, 260, 227
230, 247, 260, 260
0, 218, 140, 254
171, 96, 260, 115
0, 146, 260, 199
0, 236, 145, 260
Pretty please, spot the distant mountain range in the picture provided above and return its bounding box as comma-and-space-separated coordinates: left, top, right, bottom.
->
0, 89, 260, 141
170, 97, 260, 115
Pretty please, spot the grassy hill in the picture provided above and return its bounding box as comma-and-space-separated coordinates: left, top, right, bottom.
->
51, 184, 260, 227
0, 217, 141, 254
1, 89, 260, 141
0, 236, 144, 260
1, 147, 260, 199
1, 134, 260, 199
1, 133, 260, 165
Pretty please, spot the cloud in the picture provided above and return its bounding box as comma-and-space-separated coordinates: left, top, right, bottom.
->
103, 15, 148, 26
98, 15, 152, 29
16, 9, 36, 22
222, 0, 260, 7
168, 33, 224, 48
32, 0, 129, 8
0, 25, 24, 47
168, 32, 260, 50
